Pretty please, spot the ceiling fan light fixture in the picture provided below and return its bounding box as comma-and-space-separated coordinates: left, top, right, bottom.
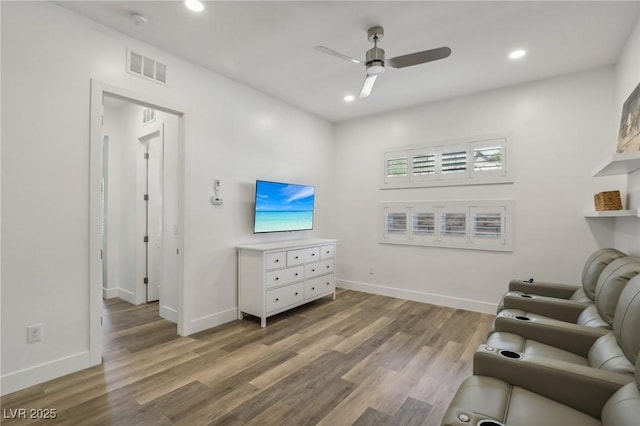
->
185, 0, 204, 12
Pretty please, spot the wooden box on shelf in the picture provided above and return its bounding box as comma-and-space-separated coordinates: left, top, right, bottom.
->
594, 190, 622, 211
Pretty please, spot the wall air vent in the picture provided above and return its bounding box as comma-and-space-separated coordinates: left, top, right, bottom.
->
127, 49, 167, 85
142, 108, 156, 126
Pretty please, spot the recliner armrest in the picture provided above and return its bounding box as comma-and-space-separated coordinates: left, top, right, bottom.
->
493, 314, 609, 357
473, 344, 633, 419
508, 279, 579, 298
501, 293, 590, 322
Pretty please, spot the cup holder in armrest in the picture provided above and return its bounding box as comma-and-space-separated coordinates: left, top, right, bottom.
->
520, 294, 532, 298
499, 350, 523, 359
514, 315, 530, 321
477, 420, 505, 426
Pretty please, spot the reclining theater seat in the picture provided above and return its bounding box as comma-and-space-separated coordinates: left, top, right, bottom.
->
498, 248, 626, 310
487, 273, 640, 376
440, 347, 640, 426
495, 256, 640, 330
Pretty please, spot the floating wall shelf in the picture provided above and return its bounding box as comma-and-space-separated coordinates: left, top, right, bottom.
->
584, 209, 640, 218
592, 151, 640, 177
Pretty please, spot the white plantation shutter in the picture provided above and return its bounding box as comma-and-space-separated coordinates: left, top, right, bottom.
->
440, 211, 467, 239
411, 210, 437, 242
381, 134, 511, 188
412, 212, 435, 235
382, 208, 408, 240
441, 151, 467, 173
411, 148, 437, 180
470, 139, 506, 177
470, 206, 507, 247
384, 152, 409, 183
380, 201, 513, 251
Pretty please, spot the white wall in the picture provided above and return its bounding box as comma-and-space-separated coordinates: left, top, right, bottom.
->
1, 2, 333, 394
614, 16, 640, 256
333, 67, 621, 312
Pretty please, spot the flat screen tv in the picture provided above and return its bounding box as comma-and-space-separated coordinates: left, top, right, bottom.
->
253, 180, 315, 233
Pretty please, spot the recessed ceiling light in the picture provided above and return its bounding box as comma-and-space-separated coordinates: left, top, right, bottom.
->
509, 49, 527, 60
343, 95, 355, 102
185, 0, 204, 12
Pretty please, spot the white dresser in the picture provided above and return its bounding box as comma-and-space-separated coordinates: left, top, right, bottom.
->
237, 238, 337, 327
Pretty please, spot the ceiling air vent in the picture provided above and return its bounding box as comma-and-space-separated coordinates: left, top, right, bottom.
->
127, 49, 167, 85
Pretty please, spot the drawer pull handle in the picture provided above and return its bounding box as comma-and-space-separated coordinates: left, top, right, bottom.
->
326, 282, 330, 286
295, 292, 299, 296
326, 265, 330, 269
275, 298, 279, 302
275, 259, 279, 263
275, 277, 279, 281
294, 273, 299, 276
311, 287, 315, 290
295, 256, 299, 259
311, 253, 316, 256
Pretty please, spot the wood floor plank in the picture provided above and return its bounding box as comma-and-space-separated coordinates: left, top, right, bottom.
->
0, 291, 495, 425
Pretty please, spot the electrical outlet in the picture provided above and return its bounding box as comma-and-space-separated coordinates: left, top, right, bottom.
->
27, 324, 42, 343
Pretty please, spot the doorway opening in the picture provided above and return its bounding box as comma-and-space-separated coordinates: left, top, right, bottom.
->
90, 80, 185, 366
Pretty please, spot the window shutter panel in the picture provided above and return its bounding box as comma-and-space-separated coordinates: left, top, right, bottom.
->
440, 212, 467, 237
384, 151, 409, 183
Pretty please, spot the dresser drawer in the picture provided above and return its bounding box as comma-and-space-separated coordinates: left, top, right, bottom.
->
265, 266, 304, 288
266, 283, 303, 313
287, 248, 307, 266
265, 251, 286, 270
305, 259, 334, 278
305, 247, 320, 262
320, 244, 334, 259
304, 274, 334, 299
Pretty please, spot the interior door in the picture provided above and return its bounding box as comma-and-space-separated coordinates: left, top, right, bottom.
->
145, 132, 163, 302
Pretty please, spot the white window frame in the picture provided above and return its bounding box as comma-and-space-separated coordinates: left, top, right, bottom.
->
379, 200, 514, 252
381, 133, 512, 189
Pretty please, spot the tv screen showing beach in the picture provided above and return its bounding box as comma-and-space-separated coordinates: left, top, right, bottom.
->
254, 180, 315, 233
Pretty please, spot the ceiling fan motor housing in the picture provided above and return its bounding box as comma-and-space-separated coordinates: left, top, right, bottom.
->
366, 26, 385, 75
366, 47, 385, 75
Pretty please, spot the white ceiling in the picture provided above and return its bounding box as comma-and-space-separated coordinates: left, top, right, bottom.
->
57, 1, 640, 123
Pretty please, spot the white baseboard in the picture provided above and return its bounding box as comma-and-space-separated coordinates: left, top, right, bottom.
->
102, 287, 119, 299
160, 304, 178, 324
181, 307, 238, 336
117, 288, 136, 304
0, 351, 91, 396
336, 279, 497, 315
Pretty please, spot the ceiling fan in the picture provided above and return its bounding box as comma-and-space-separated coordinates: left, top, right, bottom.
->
315, 26, 451, 98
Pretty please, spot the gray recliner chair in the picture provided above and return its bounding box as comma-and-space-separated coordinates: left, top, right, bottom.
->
493, 256, 640, 331
486, 273, 640, 376
440, 350, 640, 425
498, 248, 625, 309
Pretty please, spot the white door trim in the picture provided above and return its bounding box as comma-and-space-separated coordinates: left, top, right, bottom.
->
89, 79, 187, 366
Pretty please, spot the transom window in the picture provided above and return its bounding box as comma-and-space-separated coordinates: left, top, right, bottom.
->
382, 134, 511, 188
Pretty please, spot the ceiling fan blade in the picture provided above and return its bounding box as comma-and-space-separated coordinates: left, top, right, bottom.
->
359, 74, 378, 98
314, 46, 364, 65
387, 47, 451, 69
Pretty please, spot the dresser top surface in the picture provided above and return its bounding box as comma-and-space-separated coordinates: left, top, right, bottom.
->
237, 238, 336, 252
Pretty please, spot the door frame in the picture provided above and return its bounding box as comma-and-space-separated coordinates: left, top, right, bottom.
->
89, 79, 186, 366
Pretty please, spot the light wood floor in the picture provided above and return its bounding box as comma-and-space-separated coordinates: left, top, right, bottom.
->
0, 289, 493, 425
